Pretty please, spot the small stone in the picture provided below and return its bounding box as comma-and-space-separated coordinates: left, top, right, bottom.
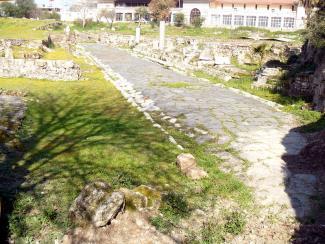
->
185, 167, 208, 180
176, 153, 197, 172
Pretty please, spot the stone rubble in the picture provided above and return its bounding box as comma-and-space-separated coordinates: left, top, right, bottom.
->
0, 58, 81, 81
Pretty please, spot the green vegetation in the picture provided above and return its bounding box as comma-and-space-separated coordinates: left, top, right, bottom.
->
157, 81, 192, 88
194, 71, 324, 132
0, 0, 37, 18
174, 13, 185, 27
192, 17, 205, 28
0, 18, 61, 39
0, 48, 251, 242
303, 1, 325, 47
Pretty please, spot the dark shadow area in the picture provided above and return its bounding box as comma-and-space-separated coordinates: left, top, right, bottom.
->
282, 114, 325, 243
0, 89, 182, 242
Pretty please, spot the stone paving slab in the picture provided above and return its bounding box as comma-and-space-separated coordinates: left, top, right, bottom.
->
83, 44, 315, 219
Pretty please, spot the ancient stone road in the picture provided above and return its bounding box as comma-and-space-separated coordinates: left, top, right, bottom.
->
84, 44, 316, 221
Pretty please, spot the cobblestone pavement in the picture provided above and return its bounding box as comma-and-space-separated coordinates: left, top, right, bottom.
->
84, 44, 316, 221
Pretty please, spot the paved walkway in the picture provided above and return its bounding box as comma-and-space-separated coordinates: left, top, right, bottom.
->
83, 44, 315, 220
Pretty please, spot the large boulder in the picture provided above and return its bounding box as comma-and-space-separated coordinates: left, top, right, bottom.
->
69, 181, 125, 227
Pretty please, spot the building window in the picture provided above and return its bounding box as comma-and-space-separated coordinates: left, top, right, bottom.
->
211, 14, 220, 25
116, 13, 123, 21
283, 17, 295, 28
246, 16, 256, 27
255, 4, 257, 9
125, 13, 132, 21
280, 5, 282, 10
267, 5, 269, 10
223, 15, 232, 26
258, 16, 268, 27
134, 13, 140, 21
271, 17, 281, 28
234, 15, 244, 26
190, 8, 201, 24
221, 3, 223, 8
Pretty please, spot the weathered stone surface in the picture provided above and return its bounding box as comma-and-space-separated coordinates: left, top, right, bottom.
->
120, 188, 147, 210
289, 42, 325, 112
93, 191, 125, 227
185, 167, 208, 180
0, 58, 81, 81
176, 153, 208, 180
199, 49, 213, 61
214, 56, 231, 65
176, 153, 197, 171
69, 181, 125, 227
133, 185, 161, 210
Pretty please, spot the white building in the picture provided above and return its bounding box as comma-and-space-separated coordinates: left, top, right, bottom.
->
59, 0, 306, 30
173, 0, 306, 29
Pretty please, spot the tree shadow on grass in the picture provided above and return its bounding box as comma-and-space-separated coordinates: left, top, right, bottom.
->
0, 88, 183, 242
281, 114, 325, 243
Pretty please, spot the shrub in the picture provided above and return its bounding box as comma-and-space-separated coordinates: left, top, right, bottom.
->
192, 16, 205, 28
304, 5, 325, 48
0, 2, 18, 17
174, 13, 185, 27
40, 11, 61, 20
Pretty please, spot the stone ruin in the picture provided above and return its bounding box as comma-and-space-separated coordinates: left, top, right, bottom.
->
0, 39, 81, 81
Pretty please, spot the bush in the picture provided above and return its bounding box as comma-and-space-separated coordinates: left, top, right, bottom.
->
192, 16, 205, 28
0, 2, 18, 17
0, 0, 37, 18
174, 13, 184, 27
304, 6, 325, 48
40, 11, 61, 20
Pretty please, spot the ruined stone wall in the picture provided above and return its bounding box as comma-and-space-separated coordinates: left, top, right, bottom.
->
0, 58, 81, 81
289, 43, 325, 112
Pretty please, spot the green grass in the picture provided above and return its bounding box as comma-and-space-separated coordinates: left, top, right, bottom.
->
0, 50, 251, 242
194, 71, 324, 132
68, 21, 303, 42
157, 81, 192, 88
0, 18, 62, 40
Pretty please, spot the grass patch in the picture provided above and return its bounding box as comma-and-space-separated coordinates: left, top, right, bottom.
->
194, 71, 324, 132
0, 18, 62, 40
157, 81, 192, 88
0, 49, 251, 242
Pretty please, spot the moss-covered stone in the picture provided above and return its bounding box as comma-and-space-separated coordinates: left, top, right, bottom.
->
119, 188, 147, 211
133, 185, 161, 210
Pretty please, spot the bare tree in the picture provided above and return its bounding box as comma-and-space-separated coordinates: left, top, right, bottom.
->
100, 9, 115, 29
71, 0, 97, 28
